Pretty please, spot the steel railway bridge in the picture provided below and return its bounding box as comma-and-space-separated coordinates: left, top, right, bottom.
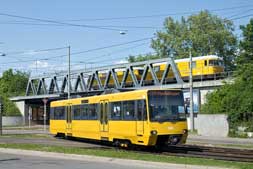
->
11, 57, 232, 125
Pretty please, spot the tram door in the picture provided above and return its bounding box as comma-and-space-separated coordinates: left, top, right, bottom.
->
66, 105, 72, 135
136, 100, 145, 136
100, 100, 109, 140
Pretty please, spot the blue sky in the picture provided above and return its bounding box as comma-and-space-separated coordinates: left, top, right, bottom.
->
0, 0, 252, 76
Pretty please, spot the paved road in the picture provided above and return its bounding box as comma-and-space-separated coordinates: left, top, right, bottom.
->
0, 152, 143, 169
0, 149, 226, 169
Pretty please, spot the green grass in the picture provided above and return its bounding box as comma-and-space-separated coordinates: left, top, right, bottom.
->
0, 134, 53, 139
0, 143, 252, 169
3, 126, 45, 130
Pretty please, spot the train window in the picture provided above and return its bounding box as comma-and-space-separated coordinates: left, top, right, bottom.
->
111, 102, 122, 120
209, 60, 216, 66
89, 104, 98, 120
148, 90, 185, 122
100, 103, 103, 122
122, 101, 135, 120
73, 105, 81, 120
192, 61, 196, 68
204, 60, 207, 66
154, 66, 160, 72
188, 61, 196, 68
137, 100, 147, 121
50, 108, 54, 120
209, 60, 224, 66
54, 107, 65, 120
80, 104, 89, 120
138, 69, 144, 75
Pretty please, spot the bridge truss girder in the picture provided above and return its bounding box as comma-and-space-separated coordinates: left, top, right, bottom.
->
26, 57, 184, 96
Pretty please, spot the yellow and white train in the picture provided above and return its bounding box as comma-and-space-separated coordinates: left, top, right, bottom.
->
96, 55, 224, 87
50, 89, 188, 146
156, 55, 225, 80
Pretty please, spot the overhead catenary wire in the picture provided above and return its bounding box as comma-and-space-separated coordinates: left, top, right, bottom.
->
0, 37, 153, 65
2, 42, 152, 76
0, 12, 126, 32
1, 4, 253, 74
33, 51, 157, 76
53, 4, 253, 21
43, 42, 150, 67
230, 13, 253, 20
0, 21, 164, 30
0, 5, 253, 30
3, 46, 68, 56
226, 9, 253, 19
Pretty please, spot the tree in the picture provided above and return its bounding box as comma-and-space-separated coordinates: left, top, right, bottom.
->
128, 53, 158, 63
201, 19, 253, 132
0, 69, 29, 116
129, 11, 238, 70
237, 19, 253, 65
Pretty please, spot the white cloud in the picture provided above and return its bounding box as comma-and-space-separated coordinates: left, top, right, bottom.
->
113, 60, 128, 64
29, 60, 49, 68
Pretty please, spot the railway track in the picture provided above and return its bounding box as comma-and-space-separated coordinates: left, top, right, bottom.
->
1, 136, 253, 163
156, 145, 253, 162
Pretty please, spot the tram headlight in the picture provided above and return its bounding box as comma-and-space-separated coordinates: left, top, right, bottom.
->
150, 130, 157, 135
183, 129, 188, 134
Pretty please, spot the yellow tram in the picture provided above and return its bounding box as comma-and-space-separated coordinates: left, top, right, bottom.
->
50, 89, 188, 146
96, 55, 224, 86
154, 55, 225, 80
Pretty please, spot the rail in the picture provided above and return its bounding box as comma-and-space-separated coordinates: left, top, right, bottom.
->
159, 144, 253, 162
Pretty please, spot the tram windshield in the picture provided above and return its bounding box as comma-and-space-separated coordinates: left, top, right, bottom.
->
148, 90, 186, 122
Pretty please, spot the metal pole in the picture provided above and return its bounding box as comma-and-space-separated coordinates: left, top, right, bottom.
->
42, 98, 48, 132
0, 98, 2, 135
28, 107, 31, 128
44, 102, 46, 132
68, 46, 71, 99
189, 50, 194, 131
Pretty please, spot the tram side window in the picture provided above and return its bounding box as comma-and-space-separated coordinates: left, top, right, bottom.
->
111, 102, 122, 120
89, 104, 98, 120
73, 105, 81, 120
137, 100, 147, 121
80, 104, 89, 120
54, 107, 65, 120
122, 101, 135, 120
50, 108, 54, 120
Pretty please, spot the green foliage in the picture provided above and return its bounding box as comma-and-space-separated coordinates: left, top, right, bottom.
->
237, 19, 253, 65
202, 63, 253, 129
0, 69, 29, 116
128, 53, 158, 62
201, 19, 253, 134
1, 96, 21, 116
0, 69, 29, 96
129, 11, 237, 70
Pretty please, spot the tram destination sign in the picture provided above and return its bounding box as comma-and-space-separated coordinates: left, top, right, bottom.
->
148, 90, 181, 96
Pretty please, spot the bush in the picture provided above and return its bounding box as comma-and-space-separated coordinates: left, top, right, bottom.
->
201, 64, 253, 136
1, 95, 21, 116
